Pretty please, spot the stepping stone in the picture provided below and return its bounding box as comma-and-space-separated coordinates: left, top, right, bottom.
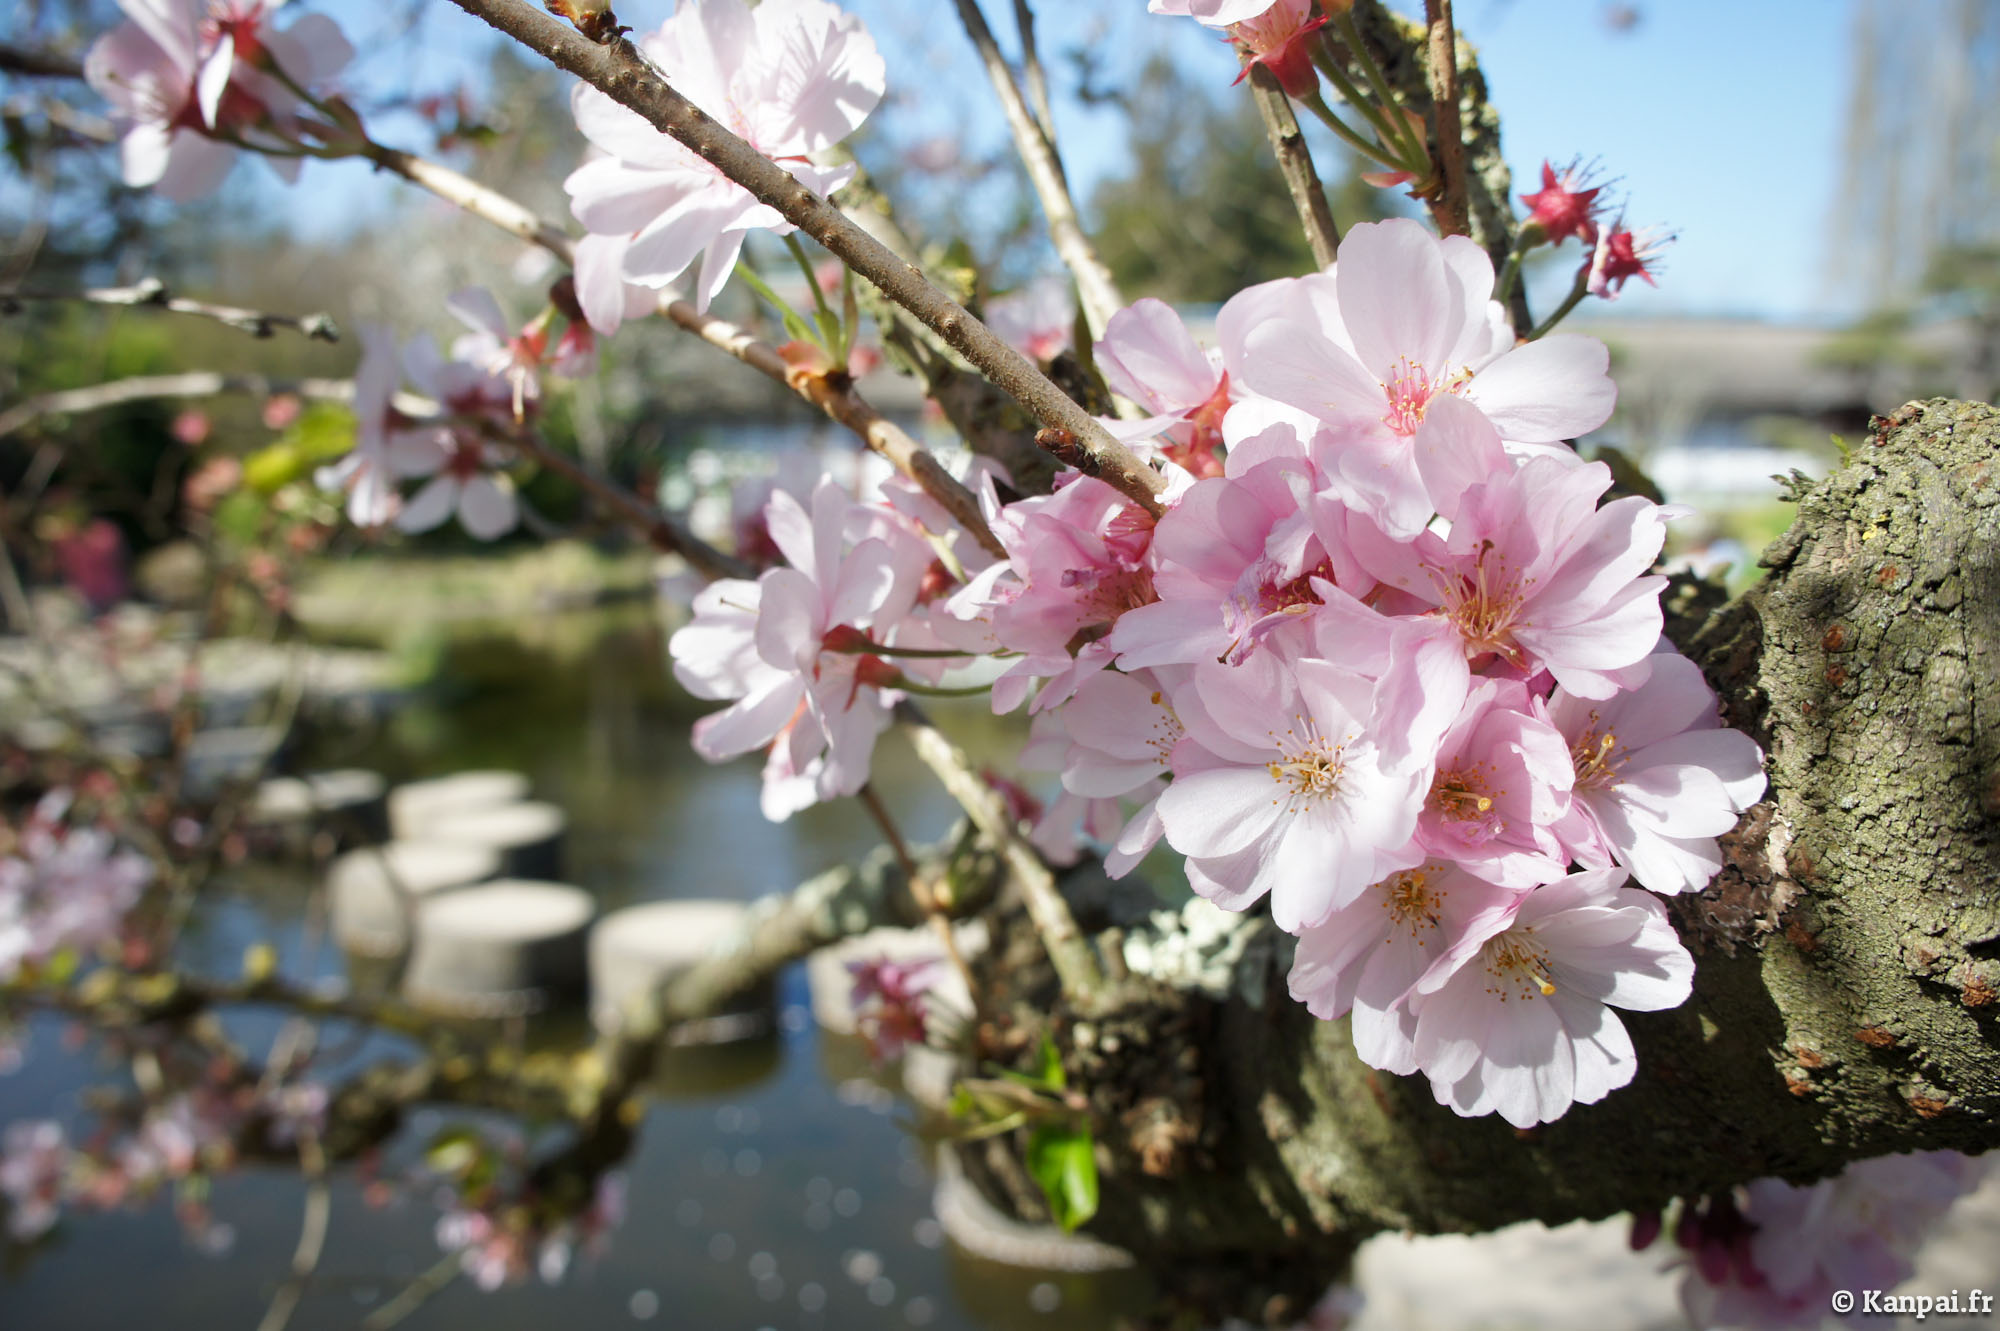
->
249, 769, 390, 853
424, 800, 567, 879
386, 770, 531, 840
648, 1034, 783, 1099
588, 900, 773, 1042
402, 880, 594, 1018
327, 840, 502, 955
183, 725, 288, 799
931, 1147, 1133, 1273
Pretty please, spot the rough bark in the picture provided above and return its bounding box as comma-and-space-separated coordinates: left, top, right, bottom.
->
957, 399, 2000, 1322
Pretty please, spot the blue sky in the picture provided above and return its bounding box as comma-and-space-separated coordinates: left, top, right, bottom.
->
131, 0, 1861, 325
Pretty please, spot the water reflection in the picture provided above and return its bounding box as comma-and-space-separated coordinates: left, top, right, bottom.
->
0, 609, 1156, 1330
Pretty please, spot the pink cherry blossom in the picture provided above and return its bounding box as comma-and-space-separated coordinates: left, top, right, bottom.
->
848, 955, 940, 1061
0, 1121, 68, 1241
986, 277, 1075, 362
314, 323, 430, 529
1520, 159, 1604, 245
85, 0, 353, 201
1047, 666, 1188, 876
956, 475, 1160, 713
1589, 222, 1671, 299
0, 791, 152, 981
1095, 298, 1233, 477
1160, 654, 1428, 932
1349, 455, 1670, 700
1549, 648, 1766, 893
1413, 678, 1575, 887
564, 0, 884, 317
668, 478, 930, 819
392, 332, 522, 541
1108, 434, 1372, 671
1676, 1151, 1987, 1330
1289, 859, 1523, 1076
1408, 866, 1693, 1128
1235, 219, 1617, 536
1147, 0, 1288, 26
1225, 0, 1329, 100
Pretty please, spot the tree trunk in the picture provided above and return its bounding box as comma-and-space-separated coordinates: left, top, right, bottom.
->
963, 398, 2000, 1324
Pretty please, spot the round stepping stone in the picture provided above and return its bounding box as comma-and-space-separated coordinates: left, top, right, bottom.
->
931, 1147, 1133, 1272
327, 840, 502, 956
588, 900, 773, 1041
250, 769, 390, 853
386, 770, 531, 840
402, 880, 594, 1017
184, 725, 285, 796
423, 800, 567, 880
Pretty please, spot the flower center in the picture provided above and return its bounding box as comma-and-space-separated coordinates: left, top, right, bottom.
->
1570, 719, 1624, 791
1145, 690, 1184, 769
1380, 867, 1444, 942
1220, 558, 1327, 665
1434, 540, 1530, 667
1265, 720, 1351, 813
1483, 929, 1557, 1001
1381, 358, 1472, 437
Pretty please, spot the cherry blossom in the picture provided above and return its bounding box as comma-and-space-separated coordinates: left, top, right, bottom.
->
1235, 219, 1617, 536
1049, 666, 1189, 876
1520, 159, 1604, 245
1407, 866, 1694, 1128
84, 0, 353, 201
986, 277, 1076, 362
564, 0, 885, 316
1548, 648, 1767, 893
848, 955, 940, 1060
1225, 0, 1330, 99
1288, 858, 1520, 1076
1589, 222, 1670, 298
0, 1121, 68, 1241
1413, 678, 1575, 887
1160, 654, 1429, 932
0, 791, 152, 981
1675, 1151, 1988, 1330
668, 478, 931, 819
314, 322, 418, 528
1095, 298, 1235, 477
1349, 455, 1671, 700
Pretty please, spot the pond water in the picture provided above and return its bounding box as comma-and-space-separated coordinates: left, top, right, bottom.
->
0, 608, 1157, 1330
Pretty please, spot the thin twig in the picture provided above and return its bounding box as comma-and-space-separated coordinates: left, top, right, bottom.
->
492, 423, 751, 581
0, 372, 356, 439
952, 0, 1124, 342
1246, 65, 1340, 269
0, 278, 340, 341
898, 705, 1103, 1000
1010, 0, 1059, 153
860, 783, 980, 1005
0, 42, 82, 78
1423, 0, 1470, 238
444, 0, 1163, 514
255, 1129, 331, 1331
360, 1252, 463, 1331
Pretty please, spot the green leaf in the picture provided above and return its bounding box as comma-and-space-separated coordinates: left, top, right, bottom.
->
1025, 1123, 1098, 1233
734, 260, 821, 349
1037, 1034, 1065, 1090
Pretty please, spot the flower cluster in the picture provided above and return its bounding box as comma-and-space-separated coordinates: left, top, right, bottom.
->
434, 1172, 627, 1290
848, 955, 941, 1061
85, 0, 354, 201
1652, 1150, 1989, 1329
669, 219, 1764, 1127
0, 791, 152, 982
315, 287, 591, 541
564, 0, 886, 327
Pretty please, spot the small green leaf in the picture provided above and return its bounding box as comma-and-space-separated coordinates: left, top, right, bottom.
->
1025, 1123, 1098, 1233
1037, 1034, 1065, 1091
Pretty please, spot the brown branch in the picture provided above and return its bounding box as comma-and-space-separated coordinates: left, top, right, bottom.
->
0, 372, 356, 439
442, 0, 1164, 517
1422, 0, 1470, 238
1246, 65, 1340, 269
360, 139, 1007, 555
1010, 0, 1060, 163
1, 278, 340, 341
898, 705, 1105, 1000
0, 42, 82, 79
491, 424, 751, 581
952, 0, 1125, 341
253, 1130, 330, 1331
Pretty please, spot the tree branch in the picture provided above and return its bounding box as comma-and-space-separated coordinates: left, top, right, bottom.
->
441, 0, 1165, 516
0, 42, 82, 79
952, 0, 1126, 342
491, 423, 750, 580
0, 372, 356, 439
1246, 64, 1341, 269
1, 277, 340, 342
1422, 0, 1470, 238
